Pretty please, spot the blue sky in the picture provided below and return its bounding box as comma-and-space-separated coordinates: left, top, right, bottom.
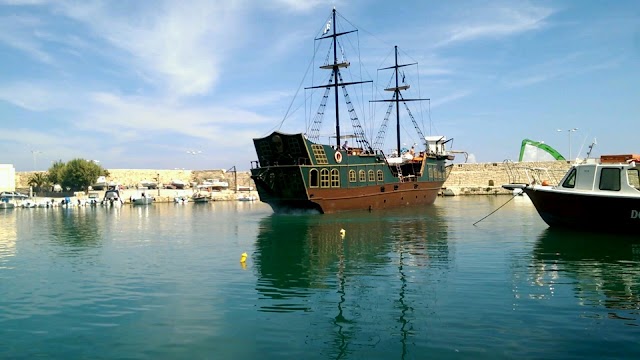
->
0, 0, 637, 171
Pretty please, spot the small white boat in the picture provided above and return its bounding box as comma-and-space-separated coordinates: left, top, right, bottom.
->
0, 198, 15, 209
237, 194, 257, 201
192, 192, 210, 203
102, 187, 124, 206
131, 188, 153, 206
92, 176, 108, 190
171, 180, 186, 189
198, 179, 228, 190
503, 153, 640, 232
139, 180, 157, 189
174, 196, 189, 204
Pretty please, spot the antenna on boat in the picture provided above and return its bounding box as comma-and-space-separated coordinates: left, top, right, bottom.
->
586, 139, 597, 159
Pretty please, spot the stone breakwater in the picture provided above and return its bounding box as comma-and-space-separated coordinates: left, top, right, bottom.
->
444, 160, 572, 195
15, 160, 573, 198
16, 169, 254, 191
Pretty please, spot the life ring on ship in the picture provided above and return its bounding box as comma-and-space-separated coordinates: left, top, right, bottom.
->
335, 151, 343, 163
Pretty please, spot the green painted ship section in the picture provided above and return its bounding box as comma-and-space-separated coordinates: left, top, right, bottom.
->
252, 131, 448, 194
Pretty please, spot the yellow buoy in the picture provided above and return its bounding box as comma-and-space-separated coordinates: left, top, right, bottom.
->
240, 252, 247, 263
340, 229, 346, 238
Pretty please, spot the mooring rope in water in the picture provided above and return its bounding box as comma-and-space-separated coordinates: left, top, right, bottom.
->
473, 193, 519, 226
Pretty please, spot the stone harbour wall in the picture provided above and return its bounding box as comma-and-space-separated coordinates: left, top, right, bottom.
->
443, 160, 572, 195
16, 169, 255, 191
14, 160, 573, 197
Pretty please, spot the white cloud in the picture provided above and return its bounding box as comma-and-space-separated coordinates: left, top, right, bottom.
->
0, 82, 78, 111
84, 92, 275, 142
430, 90, 472, 108
436, 4, 555, 47
501, 52, 619, 88
0, 0, 50, 5
52, 0, 247, 98
270, 0, 336, 13
0, 15, 53, 64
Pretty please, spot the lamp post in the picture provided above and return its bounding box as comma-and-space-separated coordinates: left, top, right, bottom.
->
557, 128, 578, 160
31, 150, 42, 171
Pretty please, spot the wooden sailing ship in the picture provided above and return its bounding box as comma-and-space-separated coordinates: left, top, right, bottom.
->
250, 8, 454, 214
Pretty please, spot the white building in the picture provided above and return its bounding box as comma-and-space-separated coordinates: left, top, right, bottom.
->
0, 164, 16, 192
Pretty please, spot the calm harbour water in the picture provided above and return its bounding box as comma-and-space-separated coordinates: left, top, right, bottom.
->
1, 197, 639, 359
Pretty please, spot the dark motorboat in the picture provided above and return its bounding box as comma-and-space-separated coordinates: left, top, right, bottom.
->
250, 8, 454, 214
503, 154, 640, 232
102, 184, 124, 206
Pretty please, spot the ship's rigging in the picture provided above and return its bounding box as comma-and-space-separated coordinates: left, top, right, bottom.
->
302, 9, 433, 157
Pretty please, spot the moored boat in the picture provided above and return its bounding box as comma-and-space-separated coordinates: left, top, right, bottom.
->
250, 8, 454, 214
102, 186, 124, 206
174, 195, 189, 204
171, 179, 186, 189
198, 179, 228, 191
130, 187, 153, 206
192, 191, 210, 203
92, 176, 108, 190
140, 180, 158, 190
0, 197, 15, 209
503, 154, 640, 232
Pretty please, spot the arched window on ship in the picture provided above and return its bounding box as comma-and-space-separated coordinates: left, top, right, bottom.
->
349, 169, 356, 182
309, 169, 319, 188
320, 169, 330, 188
331, 169, 340, 187
359, 170, 366, 182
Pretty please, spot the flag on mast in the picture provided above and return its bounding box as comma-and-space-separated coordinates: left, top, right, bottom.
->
323, 20, 331, 35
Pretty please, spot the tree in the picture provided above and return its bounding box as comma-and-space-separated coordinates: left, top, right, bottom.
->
47, 159, 109, 192
61, 158, 108, 191
28, 172, 50, 193
48, 160, 66, 185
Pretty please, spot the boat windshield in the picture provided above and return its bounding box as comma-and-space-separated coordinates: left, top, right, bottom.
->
628, 168, 640, 190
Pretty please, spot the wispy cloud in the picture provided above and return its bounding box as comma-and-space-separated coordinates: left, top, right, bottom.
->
0, 0, 51, 5
270, 0, 337, 13
83, 92, 275, 141
0, 14, 53, 64
0, 82, 78, 111
435, 4, 555, 47
430, 90, 472, 108
501, 52, 620, 88
51, 1, 247, 98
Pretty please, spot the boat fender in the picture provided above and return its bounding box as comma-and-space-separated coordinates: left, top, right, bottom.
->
541, 180, 550, 186
335, 151, 343, 163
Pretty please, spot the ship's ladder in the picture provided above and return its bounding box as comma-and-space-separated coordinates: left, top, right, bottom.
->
395, 163, 404, 182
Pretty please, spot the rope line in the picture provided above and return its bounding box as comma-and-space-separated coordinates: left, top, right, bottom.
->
472, 193, 519, 226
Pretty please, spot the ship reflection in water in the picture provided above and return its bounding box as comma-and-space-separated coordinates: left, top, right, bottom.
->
253, 206, 450, 357
531, 229, 640, 324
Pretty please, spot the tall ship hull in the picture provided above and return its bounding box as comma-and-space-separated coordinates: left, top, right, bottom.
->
251, 132, 452, 214
251, 8, 455, 214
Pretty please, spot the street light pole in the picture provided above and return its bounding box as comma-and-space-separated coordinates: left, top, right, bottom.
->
31, 150, 42, 171
557, 128, 578, 160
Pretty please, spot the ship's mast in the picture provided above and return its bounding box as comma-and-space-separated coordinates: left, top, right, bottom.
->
373, 46, 429, 156
394, 47, 401, 154
332, 9, 340, 148
307, 8, 371, 148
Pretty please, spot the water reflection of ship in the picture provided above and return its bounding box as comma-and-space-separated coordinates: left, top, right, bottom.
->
254, 206, 450, 356
532, 229, 640, 320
